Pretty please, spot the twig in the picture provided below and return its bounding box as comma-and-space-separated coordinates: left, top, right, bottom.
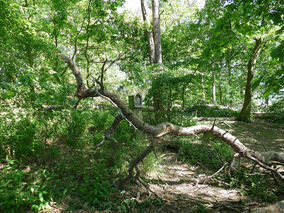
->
245, 153, 284, 180
208, 162, 228, 178
74, 98, 82, 109
217, 121, 231, 128
272, 171, 284, 187
211, 119, 216, 131
250, 162, 257, 173
95, 136, 118, 148
92, 77, 124, 118
136, 179, 141, 200
92, 77, 139, 131
100, 57, 108, 85
96, 115, 123, 148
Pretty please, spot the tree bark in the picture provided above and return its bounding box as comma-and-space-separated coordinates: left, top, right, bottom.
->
152, 0, 162, 64
140, 0, 164, 122
219, 84, 223, 105
140, 0, 155, 64
201, 75, 206, 103
95, 114, 124, 147
151, 0, 164, 122
237, 38, 262, 122
212, 71, 216, 104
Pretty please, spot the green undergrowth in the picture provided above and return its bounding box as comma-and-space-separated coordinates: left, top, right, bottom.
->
221, 167, 283, 203
0, 157, 116, 212
118, 196, 163, 212
0, 105, 153, 212
178, 135, 234, 170
185, 104, 239, 117
0, 154, 163, 212
258, 98, 284, 123
1, 100, 283, 211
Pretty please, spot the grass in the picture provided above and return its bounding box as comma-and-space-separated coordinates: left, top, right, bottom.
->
178, 135, 234, 170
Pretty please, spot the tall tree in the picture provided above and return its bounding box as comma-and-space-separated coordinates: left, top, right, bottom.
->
152, 0, 162, 64
141, 0, 155, 64
141, 0, 164, 122
237, 38, 263, 122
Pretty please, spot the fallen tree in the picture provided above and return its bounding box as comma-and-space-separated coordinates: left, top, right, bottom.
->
59, 54, 284, 185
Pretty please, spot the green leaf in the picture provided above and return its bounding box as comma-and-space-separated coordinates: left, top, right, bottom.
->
271, 46, 282, 59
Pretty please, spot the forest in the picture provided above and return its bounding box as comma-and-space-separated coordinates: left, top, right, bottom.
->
0, 0, 284, 212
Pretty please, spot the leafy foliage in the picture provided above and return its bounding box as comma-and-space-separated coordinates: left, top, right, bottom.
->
259, 98, 284, 122
0, 158, 51, 212
0, 0, 283, 211
0, 108, 144, 211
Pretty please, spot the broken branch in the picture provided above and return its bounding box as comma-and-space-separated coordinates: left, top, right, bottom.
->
60, 54, 284, 180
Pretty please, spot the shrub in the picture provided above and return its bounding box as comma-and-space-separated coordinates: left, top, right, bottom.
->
61, 110, 87, 148
266, 98, 284, 122
222, 167, 279, 202
47, 161, 117, 211
75, 165, 116, 209
8, 117, 39, 159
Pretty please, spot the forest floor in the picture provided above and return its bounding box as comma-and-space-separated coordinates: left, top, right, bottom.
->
198, 117, 284, 152
120, 118, 284, 213
41, 118, 284, 213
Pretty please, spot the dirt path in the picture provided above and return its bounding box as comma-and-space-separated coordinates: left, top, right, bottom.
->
145, 153, 246, 212
141, 118, 284, 212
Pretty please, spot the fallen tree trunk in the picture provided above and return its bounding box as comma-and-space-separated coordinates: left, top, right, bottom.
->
59, 54, 284, 180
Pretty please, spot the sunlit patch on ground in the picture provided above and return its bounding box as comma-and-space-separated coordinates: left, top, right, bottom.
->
145, 151, 245, 212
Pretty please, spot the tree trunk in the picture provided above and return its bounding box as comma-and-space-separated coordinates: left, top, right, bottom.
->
219, 84, 222, 105
152, 0, 162, 64
140, 0, 155, 64
212, 71, 216, 104
237, 38, 262, 122
152, 0, 164, 122
181, 86, 186, 110
141, 0, 164, 122
201, 75, 206, 103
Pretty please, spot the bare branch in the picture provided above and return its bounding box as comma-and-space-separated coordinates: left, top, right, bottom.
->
59, 54, 88, 98
96, 115, 124, 148
60, 54, 284, 180
74, 98, 82, 110
100, 57, 108, 85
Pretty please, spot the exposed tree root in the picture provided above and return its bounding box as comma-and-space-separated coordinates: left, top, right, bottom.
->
111, 142, 161, 198
115, 142, 154, 189
135, 166, 159, 198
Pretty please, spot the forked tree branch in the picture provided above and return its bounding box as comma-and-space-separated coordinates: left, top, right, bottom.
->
60, 54, 284, 180
96, 114, 124, 148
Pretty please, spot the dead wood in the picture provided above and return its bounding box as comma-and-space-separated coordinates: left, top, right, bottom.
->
95, 114, 124, 148
60, 54, 284, 181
